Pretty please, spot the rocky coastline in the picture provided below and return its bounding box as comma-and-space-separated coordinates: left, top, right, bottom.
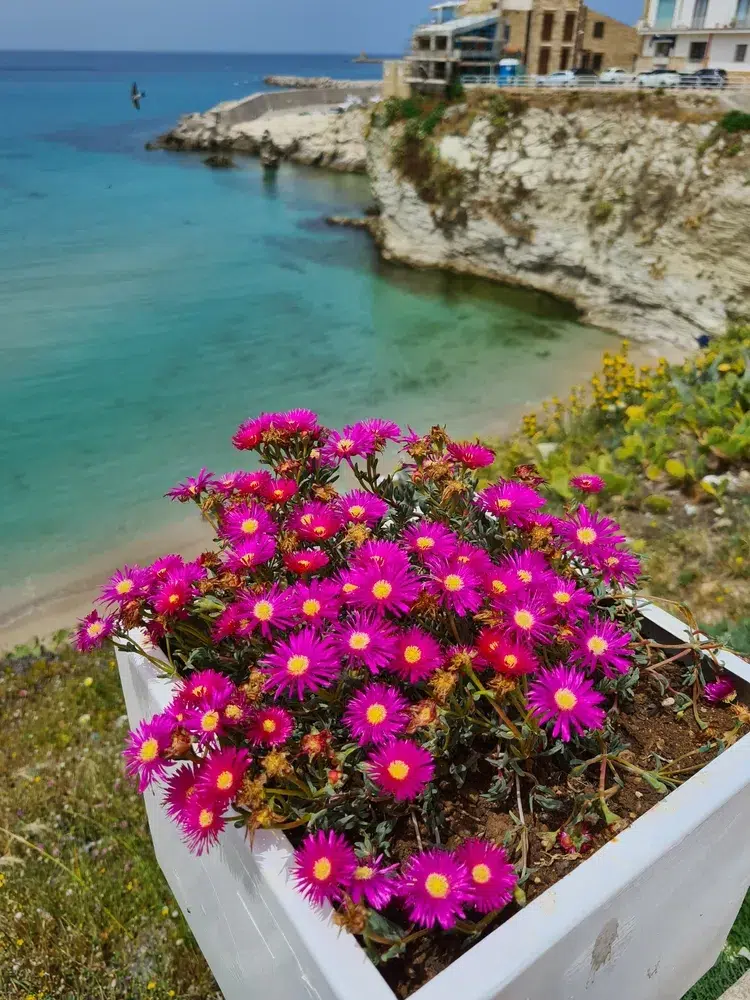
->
263, 75, 378, 89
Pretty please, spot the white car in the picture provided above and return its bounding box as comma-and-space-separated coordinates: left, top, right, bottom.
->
600, 67, 636, 85
536, 70, 576, 87
637, 68, 682, 88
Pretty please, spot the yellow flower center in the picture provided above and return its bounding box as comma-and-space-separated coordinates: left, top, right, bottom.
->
354, 865, 374, 881
225, 703, 243, 720
492, 580, 507, 594
201, 710, 220, 732
366, 703, 387, 725
168, 593, 180, 605
514, 610, 534, 631
349, 505, 365, 518
199, 808, 214, 829
192, 684, 206, 697
425, 873, 450, 899
387, 760, 410, 781
443, 574, 463, 592
495, 498, 512, 511
338, 438, 355, 453
302, 599, 321, 617
518, 570, 532, 584
606, 556, 619, 567
403, 645, 422, 664
576, 527, 597, 545
241, 518, 260, 535
342, 582, 358, 594
587, 636, 609, 656
216, 770, 234, 791
472, 863, 492, 885
553, 591, 571, 605
287, 655, 310, 676
313, 526, 327, 537
87, 622, 104, 637
138, 738, 159, 762
253, 600, 274, 621
416, 536, 434, 550
300, 514, 314, 526
349, 631, 370, 651
504, 654, 518, 669
372, 580, 393, 600
313, 857, 332, 880
554, 688, 578, 711
115, 579, 133, 595
262, 718, 277, 733
241, 554, 256, 566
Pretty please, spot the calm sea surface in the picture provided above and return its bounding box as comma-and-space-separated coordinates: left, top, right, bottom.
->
0, 51, 618, 642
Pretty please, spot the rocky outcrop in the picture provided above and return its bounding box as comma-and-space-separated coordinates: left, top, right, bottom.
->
368, 103, 750, 346
154, 107, 369, 173
264, 75, 377, 89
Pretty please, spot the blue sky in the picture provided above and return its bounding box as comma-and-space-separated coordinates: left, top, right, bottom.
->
1, 0, 643, 52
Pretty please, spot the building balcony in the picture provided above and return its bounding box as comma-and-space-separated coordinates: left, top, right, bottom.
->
639, 18, 750, 32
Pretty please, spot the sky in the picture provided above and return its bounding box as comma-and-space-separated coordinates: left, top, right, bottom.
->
0, 0, 643, 53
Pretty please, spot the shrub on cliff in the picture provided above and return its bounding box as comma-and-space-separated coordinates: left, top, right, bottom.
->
720, 110, 750, 134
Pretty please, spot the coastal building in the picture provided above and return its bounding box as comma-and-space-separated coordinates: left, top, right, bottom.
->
406, 0, 639, 86
636, 0, 750, 78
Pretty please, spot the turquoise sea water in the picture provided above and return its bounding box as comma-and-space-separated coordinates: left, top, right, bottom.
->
0, 52, 618, 639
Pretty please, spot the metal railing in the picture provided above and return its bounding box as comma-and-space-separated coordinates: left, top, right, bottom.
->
640, 17, 750, 29
445, 73, 750, 92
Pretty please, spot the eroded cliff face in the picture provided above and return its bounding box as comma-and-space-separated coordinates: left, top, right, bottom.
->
368, 103, 750, 346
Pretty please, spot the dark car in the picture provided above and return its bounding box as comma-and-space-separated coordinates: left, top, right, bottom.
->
572, 67, 599, 86
681, 68, 728, 88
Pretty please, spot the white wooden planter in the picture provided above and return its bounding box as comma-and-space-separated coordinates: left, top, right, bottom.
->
116, 603, 750, 1000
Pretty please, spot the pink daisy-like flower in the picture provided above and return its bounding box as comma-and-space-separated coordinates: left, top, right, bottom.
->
184, 693, 231, 746
545, 576, 593, 622
396, 849, 473, 930
123, 715, 174, 792
482, 564, 520, 602
427, 560, 483, 616
352, 539, 411, 572
556, 506, 626, 562
211, 604, 242, 641
570, 474, 606, 494
162, 764, 201, 827
146, 554, 185, 587
336, 490, 389, 526
223, 535, 277, 574
349, 855, 400, 909
262, 477, 298, 505
335, 611, 397, 674
402, 521, 458, 562
182, 797, 227, 855
476, 630, 539, 676
344, 683, 410, 745
320, 424, 376, 467
528, 666, 606, 742
474, 481, 546, 526
263, 628, 339, 700
366, 739, 435, 801
289, 579, 341, 625
390, 628, 443, 683
447, 441, 496, 469
180, 669, 235, 707
500, 550, 551, 590
454, 541, 494, 578
232, 414, 272, 451
289, 501, 343, 542
197, 747, 251, 804
593, 549, 642, 587
571, 618, 634, 677
247, 706, 294, 746
501, 593, 556, 645
704, 676, 737, 704
235, 585, 294, 639
455, 839, 517, 914
359, 418, 402, 448
232, 470, 274, 498
74, 610, 116, 652
222, 690, 251, 728
220, 502, 277, 544
348, 559, 420, 617
152, 574, 196, 617
165, 468, 214, 502
278, 408, 321, 437
292, 830, 357, 907
283, 549, 330, 575
100, 564, 148, 606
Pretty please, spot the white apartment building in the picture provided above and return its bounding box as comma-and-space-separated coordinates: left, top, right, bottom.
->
638, 0, 750, 76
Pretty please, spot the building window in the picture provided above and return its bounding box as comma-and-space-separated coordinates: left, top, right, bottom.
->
541, 12, 555, 41
593, 21, 605, 39
689, 41, 707, 60
736, 0, 750, 26
560, 47, 571, 69
435, 35, 448, 51
581, 50, 591, 69
503, 22, 511, 43
538, 47, 551, 73
692, 0, 708, 28
736, 43, 748, 60
654, 40, 673, 56
655, 0, 676, 29
417, 37, 430, 51
592, 52, 603, 70
563, 11, 576, 41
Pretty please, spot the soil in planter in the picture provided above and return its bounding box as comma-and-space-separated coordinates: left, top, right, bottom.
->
368, 659, 745, 998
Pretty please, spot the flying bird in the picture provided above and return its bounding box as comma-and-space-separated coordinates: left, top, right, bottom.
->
131, 82, 146, 111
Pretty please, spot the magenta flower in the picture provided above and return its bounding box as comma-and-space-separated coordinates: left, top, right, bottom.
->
263, 628, 339, 700
478, 633, 540, 676
571, 618, 633, 677
180, 669, 235, 707
335, 611, 397, 674
123, 715, 174, 792
226, 469, 273, 497
556, 506, 626, 562
447, 441, 496, 469
396, 849, 473, 930
336, 490, 388, 526
289, 579, 341, 626
232, 413, 272, 450
348, 560, 420, 617
165, 468, 214, 502
500, 550, 551, 589
289, 501, 343, 542
528, 666, 606, 741
593, 549, 642, 587
366, 739, 435, 801
152, 574, 196, 617
162, 764, 201, 827
99, 564, 148, 605
359, 418, 402, 448
545, 576, 593, 622
704, 676, 737, 703
197, 747, 251, 804
222, 690, 251, 727
223, 535, 277, 574
182, 797, 227, 855
212, 604, 242, 640
349, 855, 400, 909
482, 564, 520, 601
474, 481, 547, 526
184, 693, 231, 746
235, 585, 294, 638
283, 549, 330, 575
74, 610, 116, 652
320, 424, 376, 466
220, 502, 276, 544
344, 683, 410, 745
278, 408, 321, 437
261, 477, 298, 505
391, 628, 443, 683
455, 839, 517, 914
402, 521, 458, 562
427, 560, 483, 616
146, 553, 185, 586
501, 592, 556, 644
247, 706, 294, 746
291, 830, 357, 907
570, 474, 606, 494
353, 539, 411, 572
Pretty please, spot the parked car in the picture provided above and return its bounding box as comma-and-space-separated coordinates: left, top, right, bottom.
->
637, 68, 682, 88
536, 69, 577, 87
571, 67, 600, 86
680, 67, 728, 88
600, 67, 636, 85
